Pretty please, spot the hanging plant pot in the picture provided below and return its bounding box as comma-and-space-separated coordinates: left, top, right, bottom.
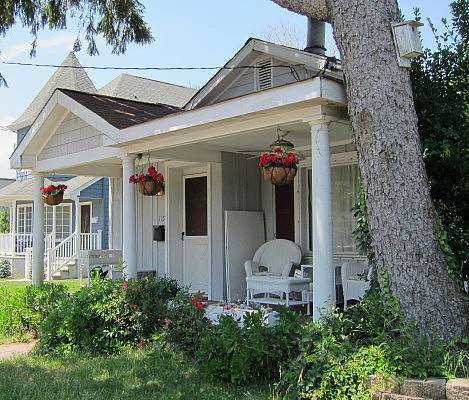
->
136, 181, 163, 196
40, 184, 67, 205
262, 166, 297, 186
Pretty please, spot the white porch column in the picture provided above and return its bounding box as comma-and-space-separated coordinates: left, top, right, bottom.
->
309, 120, 335, 320
74, 197, 81, 251
32, 173, 45, 285
122, 155, 137, 278
10, 200, 16, 255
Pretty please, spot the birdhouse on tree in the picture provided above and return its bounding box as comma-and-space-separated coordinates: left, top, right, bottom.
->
391, 20, 424, 68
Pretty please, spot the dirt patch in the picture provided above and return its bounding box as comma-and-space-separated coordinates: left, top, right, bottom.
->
0, 341, 36, 359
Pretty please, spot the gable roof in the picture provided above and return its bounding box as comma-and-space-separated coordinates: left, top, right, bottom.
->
8, 52, 96, 132
185, 38, 342, 110
59, 89, 181, 129
99, 73, 196, 107
0, 175, 98, 202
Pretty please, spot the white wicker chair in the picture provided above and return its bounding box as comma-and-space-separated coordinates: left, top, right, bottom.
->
244, 239, 302, 278
341, 261, 371, 310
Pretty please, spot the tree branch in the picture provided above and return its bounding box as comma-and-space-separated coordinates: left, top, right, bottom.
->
269, 0, 331, 22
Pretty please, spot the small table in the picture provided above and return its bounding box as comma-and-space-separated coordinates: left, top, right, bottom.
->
246, 276, 312, 315
205, 304, 279, 327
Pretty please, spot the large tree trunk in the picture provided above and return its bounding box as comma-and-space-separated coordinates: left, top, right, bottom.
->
272, 0, 468, 340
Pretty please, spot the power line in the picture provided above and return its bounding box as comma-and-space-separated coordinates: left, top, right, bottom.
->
1, 61, 307, 71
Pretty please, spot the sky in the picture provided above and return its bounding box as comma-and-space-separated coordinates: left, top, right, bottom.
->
0, 0, 453, 178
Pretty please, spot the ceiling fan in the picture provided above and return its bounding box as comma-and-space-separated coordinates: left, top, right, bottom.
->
235, 129, 304, 160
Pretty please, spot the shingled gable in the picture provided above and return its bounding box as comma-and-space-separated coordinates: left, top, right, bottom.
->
8, 52, 96, 132
185, 37, 341, 110
58, 89, 182, 129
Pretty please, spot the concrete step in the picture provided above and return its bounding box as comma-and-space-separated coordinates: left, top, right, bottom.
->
446, 378, 469, 400
381, 394, 439, 400
400, 379, 446, 399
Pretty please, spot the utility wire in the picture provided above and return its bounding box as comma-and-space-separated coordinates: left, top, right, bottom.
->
1, 61, 308, 71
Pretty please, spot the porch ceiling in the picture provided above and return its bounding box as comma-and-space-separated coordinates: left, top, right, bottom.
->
145, 120, 353, 162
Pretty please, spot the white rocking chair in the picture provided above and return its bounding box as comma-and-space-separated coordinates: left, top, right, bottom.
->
341, 261, 371, 310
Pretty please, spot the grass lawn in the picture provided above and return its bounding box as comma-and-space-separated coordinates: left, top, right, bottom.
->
0, 278, 85, 292
0, 345, 273, 400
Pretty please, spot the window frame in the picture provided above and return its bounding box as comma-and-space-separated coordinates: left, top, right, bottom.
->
297, 151, 359, 258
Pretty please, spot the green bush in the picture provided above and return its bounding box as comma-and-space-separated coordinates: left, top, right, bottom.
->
276, 289, 468, 400
37, 277, 180, 354
164, 290, 211, 356
197, 308, 303, 384
0, 259, 11, 278
0, 283, 68, 340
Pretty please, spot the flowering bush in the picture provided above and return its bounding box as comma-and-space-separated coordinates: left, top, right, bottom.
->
129, 166, 165, 184
40, 184, 67, 195
258, 146, 298, 169
164, 290, 211, 356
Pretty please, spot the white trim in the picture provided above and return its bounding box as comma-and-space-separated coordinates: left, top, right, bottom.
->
187, 38, 343, 109
16, 204, 33, 234
110, 78, 346, 149
182, 171, 211, 298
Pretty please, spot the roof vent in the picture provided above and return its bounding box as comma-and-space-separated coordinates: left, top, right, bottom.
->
304, 18, 326, 56
256, 59, 273, 91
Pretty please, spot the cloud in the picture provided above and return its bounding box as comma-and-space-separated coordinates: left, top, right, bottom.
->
0, 33, 76, 62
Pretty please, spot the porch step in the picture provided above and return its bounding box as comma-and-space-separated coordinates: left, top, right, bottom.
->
51, 260, 78, 280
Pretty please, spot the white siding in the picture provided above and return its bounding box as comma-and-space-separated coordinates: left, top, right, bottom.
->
38, 112, 103, 161
211, 55, 310, 105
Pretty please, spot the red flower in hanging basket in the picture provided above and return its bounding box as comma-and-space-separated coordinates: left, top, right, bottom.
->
259, 147, 299, 186
128, 166, 165, 185
40, 184, 67, 195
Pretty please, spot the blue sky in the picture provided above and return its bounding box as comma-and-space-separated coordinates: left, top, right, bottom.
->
0, 0, 453, 177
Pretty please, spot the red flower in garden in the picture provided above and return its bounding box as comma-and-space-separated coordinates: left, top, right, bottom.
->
121, 281, 128, 290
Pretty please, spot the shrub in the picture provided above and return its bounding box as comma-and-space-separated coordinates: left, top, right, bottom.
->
164, 290, 211, 356
0, 283, 67, 340
37, 277, 180, 354
276, 288, 468, 400
0, 259, 11, 278
197, 308, 303, 384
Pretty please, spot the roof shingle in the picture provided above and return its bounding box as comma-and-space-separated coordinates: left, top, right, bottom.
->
60, 89, 181, 129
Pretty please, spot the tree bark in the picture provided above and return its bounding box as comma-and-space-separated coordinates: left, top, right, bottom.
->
272, 0, 468, 340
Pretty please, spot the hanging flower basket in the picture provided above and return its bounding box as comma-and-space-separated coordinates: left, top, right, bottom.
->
129, 166, 165, 196
40, 184, 67, 205
259, 146, 299, 186
136, 180, 163, 196
262, 166, 297, 186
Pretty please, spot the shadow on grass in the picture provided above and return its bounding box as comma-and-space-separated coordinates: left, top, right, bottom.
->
0, 345, 274, 400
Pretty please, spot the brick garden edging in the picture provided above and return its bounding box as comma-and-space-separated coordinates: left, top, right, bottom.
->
370, 376, 469, 400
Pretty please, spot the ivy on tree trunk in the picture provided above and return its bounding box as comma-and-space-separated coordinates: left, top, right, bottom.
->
272, 0, 468, 340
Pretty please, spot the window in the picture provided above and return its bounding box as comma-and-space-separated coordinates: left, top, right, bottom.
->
307, 164, 360, 254
17, 205, 33, 234
256, 59, 273, 91
44, 204, 72, 241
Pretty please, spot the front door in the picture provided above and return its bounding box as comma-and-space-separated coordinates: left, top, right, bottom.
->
81, 204, 91, 233
183, 175, 209, 294
275, 182, 295, 241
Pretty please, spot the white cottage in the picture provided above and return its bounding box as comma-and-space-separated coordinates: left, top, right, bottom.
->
10, 21, 365, 317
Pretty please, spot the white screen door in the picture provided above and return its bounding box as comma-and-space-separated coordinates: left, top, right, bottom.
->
183, 174, 209, 294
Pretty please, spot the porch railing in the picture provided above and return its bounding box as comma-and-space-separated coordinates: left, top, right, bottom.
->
15, 233, 34, 254
0, 233, 54, 256
46, 231, 102, 280
0, 233, 13, 255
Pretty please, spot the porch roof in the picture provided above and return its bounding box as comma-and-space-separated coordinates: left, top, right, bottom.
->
0, 175, 99, 204
58, 89, 182, 129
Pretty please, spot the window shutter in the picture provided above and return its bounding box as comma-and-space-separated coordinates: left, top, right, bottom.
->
256, 59, 273, 91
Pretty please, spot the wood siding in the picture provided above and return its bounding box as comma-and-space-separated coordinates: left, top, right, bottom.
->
38, 112, 103, 161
